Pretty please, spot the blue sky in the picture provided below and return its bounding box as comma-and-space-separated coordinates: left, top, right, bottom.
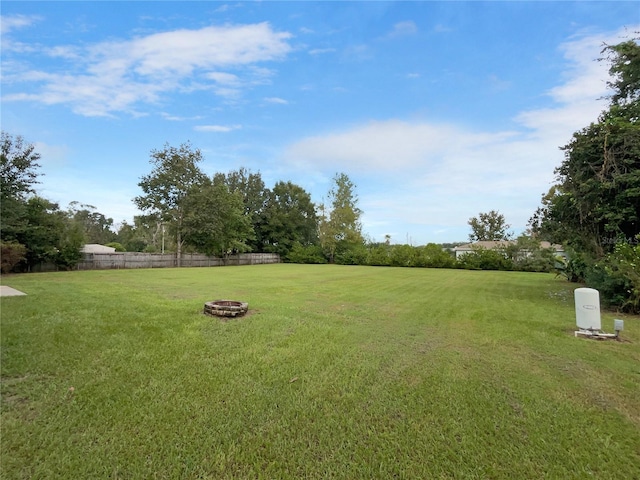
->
2, 2, 638, 244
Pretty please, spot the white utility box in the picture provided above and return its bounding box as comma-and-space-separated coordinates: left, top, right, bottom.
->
574, 287, 601, 330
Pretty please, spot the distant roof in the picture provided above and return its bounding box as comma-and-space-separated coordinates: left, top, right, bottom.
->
81, 244, 116, 253
454, 240, 564, 252
454, 240, 513, 251
539, 241, 564, 251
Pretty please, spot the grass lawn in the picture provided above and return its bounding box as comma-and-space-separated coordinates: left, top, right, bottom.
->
1, 264, 639, 479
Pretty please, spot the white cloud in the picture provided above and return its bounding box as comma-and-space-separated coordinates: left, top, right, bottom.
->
128, 24, 291, 75
286, 120, 478, 171
206, 71, 240, 85
287, 118, 538, 176
264, 96, 288, 105
204, 71, 244, 98
0, 14, 39, 35
161, 112, 203, 121
2, 22, 293, 116
194, 124, 242, 132
549, 33, 610, 104
0, 14, 42, 54
45, 45, 82, 60
309, 47, 336, 55
386, 21, 418, 38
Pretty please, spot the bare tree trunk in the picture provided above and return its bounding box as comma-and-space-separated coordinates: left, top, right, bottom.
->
176, 213, 182, 267
176, 228, 181, 267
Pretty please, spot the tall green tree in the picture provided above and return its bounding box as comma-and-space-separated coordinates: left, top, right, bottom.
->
13, 197, 82, 270
468, 210, 512, 242
57, 217, 85, 269
182, 178, 253, 257
1, 132, 42, 242
134, 142, 207, 265
318, 173, 364, 263
214, 168, 269, 252
16, 197, 61, 268
0, 132, 41, 202
260, 181, 318, 256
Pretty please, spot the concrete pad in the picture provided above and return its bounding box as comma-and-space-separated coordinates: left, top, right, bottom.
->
0, 286, 27, 297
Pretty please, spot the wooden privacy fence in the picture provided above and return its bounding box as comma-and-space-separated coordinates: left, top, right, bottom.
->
76, 252, 281, 270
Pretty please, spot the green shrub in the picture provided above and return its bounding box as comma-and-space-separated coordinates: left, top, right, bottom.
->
123, 239, 148, 252
513, 248, 556, 272
106, 242, 126, 252
389, 244, 416, 267
366, 244, 391, 266
335, 244, 368, 265
416, 244, 456, 269
457, 247, 514, 271
556, 248, 589, 282
55, 244, 83, 270
286, 242, 327, 264
586, 239, 640, 313
0, 241, 27, 273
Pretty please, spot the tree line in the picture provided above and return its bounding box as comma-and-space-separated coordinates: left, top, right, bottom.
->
131, 142, 365, 265
0, 133, 366, 271
0, 130, 557, 274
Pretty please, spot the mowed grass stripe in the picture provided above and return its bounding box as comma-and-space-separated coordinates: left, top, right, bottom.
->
1, 265, 639, 479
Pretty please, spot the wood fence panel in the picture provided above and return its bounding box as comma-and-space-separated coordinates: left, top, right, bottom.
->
75, 252, 280, 270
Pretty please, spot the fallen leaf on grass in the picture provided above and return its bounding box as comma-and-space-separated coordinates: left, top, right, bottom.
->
289, 377, 298, 383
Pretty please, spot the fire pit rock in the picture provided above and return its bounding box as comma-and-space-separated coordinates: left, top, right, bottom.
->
204, 300, 249, 318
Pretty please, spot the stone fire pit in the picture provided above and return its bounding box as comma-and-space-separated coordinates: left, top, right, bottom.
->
204, 300, 249, 318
